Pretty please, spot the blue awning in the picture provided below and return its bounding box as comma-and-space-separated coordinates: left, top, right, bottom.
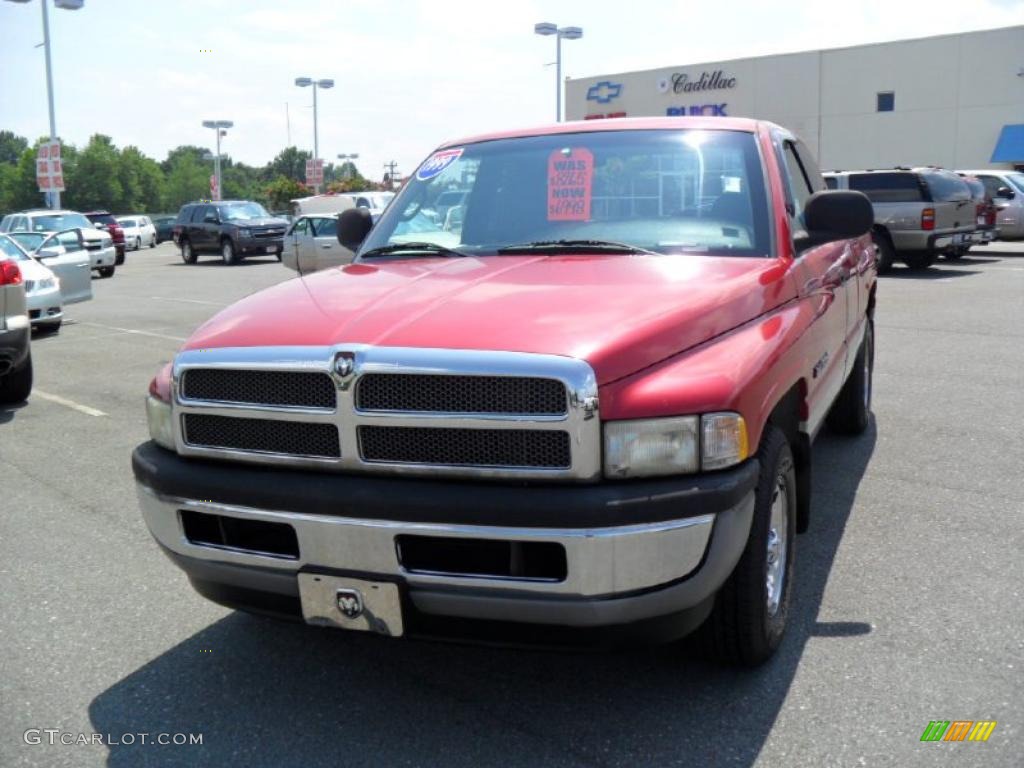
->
991, 124, 1024, 163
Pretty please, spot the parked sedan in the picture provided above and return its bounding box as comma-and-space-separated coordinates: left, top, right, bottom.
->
0, 231, 92, 333
116, 215, 157, 250
281, 215, 353, 274
151, 215, 176, 244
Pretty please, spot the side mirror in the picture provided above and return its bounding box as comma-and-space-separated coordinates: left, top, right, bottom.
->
996, 186, 1015, 200
337, 207, 373, 251
796, 191, 874, 250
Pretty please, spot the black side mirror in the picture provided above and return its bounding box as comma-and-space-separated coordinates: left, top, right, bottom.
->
996, 186, 1015, 200
796, 190, 874, 250
338, 207, 373, 251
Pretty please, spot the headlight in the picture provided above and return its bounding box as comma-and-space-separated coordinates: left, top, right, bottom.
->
604, 416, 699, 478
603, 412, 748, 478
145, 395, 175, 450
238, 228, 252, 238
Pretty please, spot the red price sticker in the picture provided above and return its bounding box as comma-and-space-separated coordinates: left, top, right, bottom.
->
547, 147, 593, 221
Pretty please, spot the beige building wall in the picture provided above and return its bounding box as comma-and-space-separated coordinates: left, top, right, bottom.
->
566, 26, 1024, 170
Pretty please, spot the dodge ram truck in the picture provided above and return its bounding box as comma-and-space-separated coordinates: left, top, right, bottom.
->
133, 117, 877, 665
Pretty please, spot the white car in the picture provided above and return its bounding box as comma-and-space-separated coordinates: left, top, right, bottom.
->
0, 231, 92, 334
281, 215, 354, 274
116, 215, 158, 250
0, 209, 117, 277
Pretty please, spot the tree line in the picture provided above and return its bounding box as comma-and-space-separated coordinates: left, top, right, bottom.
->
0, 130, 386, 216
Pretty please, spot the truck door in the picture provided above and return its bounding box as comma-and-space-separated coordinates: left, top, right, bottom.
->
776, 136, 850, 436
37, 229, 93, 304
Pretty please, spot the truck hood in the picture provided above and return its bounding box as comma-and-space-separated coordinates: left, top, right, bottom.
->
183, 254, 793, 384
231, 218, 288, 228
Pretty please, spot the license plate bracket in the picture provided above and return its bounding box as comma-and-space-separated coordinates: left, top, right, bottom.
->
297, 573, 404, 637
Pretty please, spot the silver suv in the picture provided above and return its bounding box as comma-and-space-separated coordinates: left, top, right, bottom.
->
957, 169, 1024, 240
824, 168, 976, 271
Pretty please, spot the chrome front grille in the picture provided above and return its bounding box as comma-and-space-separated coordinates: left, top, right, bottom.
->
183, 414, 341, 458
170, 346, 601, 480
182, 369, 335, 409
359, 426, 571, 468
356, 373, 567, 415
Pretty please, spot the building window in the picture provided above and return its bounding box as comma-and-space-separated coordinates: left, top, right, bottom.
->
877, 92, 895, 112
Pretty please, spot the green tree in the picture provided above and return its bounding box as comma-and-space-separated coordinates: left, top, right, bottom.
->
265, 146, 311, 182
0, 130, 28, 165
264, 175, 311, 211
163, 151, 209, 211
67, 134, 122, 211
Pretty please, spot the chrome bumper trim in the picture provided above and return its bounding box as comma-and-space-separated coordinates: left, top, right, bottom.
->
137, 483, 716, 597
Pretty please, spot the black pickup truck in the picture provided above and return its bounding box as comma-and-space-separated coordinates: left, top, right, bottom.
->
172, 201, 288, 265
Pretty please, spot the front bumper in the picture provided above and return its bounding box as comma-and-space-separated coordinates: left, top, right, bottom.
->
26, 287, 63, 326
236, 236, 283, 255
132, 441, 757, 637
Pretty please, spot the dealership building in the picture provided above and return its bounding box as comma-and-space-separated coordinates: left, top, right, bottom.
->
566, 25, 1024, 171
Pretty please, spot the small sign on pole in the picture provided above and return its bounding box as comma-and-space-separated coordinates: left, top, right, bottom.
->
305, 158, 324, 186
210, 174, 219, 200
36, 140, 65, 192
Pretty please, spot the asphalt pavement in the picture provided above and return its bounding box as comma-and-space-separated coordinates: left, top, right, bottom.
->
1, 241, 1022, 767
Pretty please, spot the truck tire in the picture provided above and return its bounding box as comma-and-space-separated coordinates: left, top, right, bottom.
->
181, 240, 197, 264
827, 318, 874, 435
872, 230, 895, 274
696, 424, 796, 666
902, 251, 936, 270
0, 352, 33, 405
221, 238, 239, 265
98, 265, 116, 278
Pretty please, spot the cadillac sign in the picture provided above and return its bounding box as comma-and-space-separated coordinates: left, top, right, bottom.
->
657, 70, 737, 94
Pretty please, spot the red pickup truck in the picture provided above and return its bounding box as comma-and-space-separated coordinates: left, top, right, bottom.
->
133, 117, 876, 665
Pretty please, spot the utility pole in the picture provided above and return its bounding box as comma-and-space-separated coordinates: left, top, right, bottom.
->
383, 161, 399, 189
285, 102, 291, 147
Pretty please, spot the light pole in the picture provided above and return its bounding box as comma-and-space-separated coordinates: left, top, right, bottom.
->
534, 22, 583, 122
6, 0, 85, 208
295, 77, 334, 192
201, 120, 232, 201
337, 153, 359, 181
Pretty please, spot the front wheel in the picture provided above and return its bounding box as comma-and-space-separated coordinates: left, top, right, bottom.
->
134, 237, 142, 251
149, 235, 156, 248
696, 424, 796, 666
221, 239, 238, 265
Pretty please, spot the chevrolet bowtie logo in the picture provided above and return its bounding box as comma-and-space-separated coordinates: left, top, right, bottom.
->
586, 80, 622, 104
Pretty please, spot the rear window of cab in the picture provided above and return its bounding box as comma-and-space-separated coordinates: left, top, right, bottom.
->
362, 129, 772, 257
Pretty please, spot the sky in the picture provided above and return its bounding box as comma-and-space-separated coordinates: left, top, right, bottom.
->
1, 0, 1023, 184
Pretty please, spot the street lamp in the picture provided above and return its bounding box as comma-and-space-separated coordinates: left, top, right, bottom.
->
6, 0, 85, 208
201, 120, 232, 201
534, 22, 583, 122
295, 76, 334, 191
337, 153, 359, 181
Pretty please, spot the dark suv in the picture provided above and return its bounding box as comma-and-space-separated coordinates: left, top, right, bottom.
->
173, 201, 287, 265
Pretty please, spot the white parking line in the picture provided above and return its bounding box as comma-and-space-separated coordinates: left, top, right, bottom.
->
149, 296, 225, 306
75, 321, 186, 342
32, 390, 107, 417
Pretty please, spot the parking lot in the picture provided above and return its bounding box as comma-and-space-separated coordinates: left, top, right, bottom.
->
1, 241, 1022, 767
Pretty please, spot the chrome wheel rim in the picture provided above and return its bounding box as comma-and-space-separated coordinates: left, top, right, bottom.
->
222, 242, 232, 260
765, 475, 788, 617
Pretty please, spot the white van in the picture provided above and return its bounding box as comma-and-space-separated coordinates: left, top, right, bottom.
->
289, 194, 356, 218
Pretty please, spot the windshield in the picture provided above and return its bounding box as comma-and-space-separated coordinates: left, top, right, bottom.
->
1005, 173, 1024, 195
8, 232, 46, 252
360, 129, 770, 258
31, 213, 92, 232
0, 235, 30, 261
218, 202, 270, 221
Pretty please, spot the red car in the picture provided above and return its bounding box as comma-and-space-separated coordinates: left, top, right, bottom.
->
133, 117, 875, 665
84, 211, 127, 264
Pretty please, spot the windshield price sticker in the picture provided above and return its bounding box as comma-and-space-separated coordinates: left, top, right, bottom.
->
547, 148, 593, 221
416, 148, 463, 181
